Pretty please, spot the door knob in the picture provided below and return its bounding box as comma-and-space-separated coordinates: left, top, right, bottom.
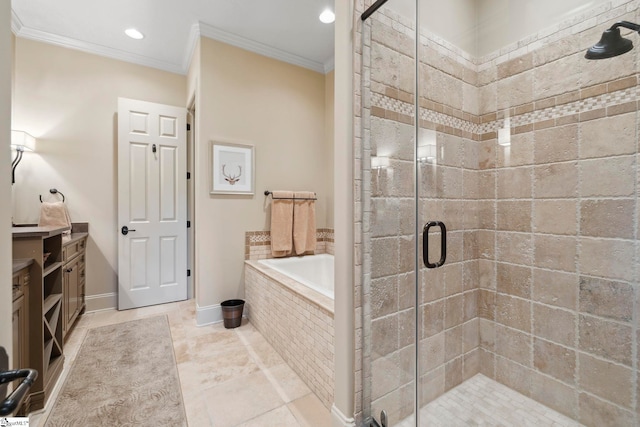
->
121, 226, 137, 236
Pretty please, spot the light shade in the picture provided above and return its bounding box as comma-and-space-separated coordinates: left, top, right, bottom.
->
11, 130, 36, 152
371, 156, 390, 169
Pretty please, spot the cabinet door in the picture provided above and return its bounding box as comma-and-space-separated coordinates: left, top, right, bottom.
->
63, 258, 79, 336
12, 294, 27, 370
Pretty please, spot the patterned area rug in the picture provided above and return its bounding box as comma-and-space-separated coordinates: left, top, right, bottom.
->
45, 315, 187, 426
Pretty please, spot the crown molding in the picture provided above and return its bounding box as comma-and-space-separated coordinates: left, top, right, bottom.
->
324, 57, 335, 74
13, 25, 185, 75
11, 9, 23, 34
198, 22, 327, 74
11, 14, 331, 76
182, 23, 201, 73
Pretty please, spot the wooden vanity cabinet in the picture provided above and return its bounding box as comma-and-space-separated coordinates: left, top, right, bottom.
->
12, 262, 31, 375
62, 235, 87, 339
12, 227, 65, 413
12, 261, 31, 415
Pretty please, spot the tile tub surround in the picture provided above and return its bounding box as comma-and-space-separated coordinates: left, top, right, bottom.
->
358, 0, 640, 426
245, 228, 334, 260
244, 261, 335, 410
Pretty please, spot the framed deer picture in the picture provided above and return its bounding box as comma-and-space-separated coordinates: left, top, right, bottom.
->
210, 141, 255, 195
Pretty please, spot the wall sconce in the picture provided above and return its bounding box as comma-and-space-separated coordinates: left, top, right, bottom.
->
498, 117, 511, 146
417, 144, 437, 162
371, 156, 390, 169
11, 130, 36, 184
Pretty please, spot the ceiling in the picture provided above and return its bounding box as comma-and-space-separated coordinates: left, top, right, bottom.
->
10, 0, 336, 75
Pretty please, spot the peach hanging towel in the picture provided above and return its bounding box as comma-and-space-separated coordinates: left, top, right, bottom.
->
293, 191, 316, 255
38, 201, 72, 235
270, 191, 294, 257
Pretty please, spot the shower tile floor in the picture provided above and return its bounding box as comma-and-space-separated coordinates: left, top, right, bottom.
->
397, 374, 584, 427
28, 300, 331, 427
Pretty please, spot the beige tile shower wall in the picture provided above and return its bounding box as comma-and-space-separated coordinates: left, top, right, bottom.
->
355, 0, 369, 423
474, 3, 640, 426
244, 264, 335, 409
244, 229, 334, 260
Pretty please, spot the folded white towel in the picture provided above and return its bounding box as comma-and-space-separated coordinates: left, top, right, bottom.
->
38, 202, 72, 234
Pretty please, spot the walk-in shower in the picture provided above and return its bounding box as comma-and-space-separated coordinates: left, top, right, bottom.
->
357, 0, 640, 426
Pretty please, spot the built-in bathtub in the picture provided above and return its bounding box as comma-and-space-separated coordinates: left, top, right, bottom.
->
244, 255, 335, 409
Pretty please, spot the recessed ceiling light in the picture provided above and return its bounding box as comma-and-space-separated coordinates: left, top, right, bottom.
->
319, 9, 335, 24
125, 28, 144, 40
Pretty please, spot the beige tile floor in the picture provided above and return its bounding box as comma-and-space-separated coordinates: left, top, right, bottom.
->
27, 299, 332, 427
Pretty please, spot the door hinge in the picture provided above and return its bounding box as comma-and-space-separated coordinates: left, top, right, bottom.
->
187, 221, 191, 228
187, 269, 191, 277
187, 172, 191, 179
186, 123, 191, 131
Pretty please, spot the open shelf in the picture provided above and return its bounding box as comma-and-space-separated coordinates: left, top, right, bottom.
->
43, 294, 62, 315
43, 262, 62, 278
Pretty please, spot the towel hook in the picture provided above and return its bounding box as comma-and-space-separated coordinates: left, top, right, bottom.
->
39, 188, 65, 203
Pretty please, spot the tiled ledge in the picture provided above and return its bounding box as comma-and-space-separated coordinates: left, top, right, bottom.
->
245, 228, 335, 260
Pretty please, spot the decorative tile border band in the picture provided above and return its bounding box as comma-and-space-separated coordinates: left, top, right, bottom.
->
371, 77, 639, 138
245, 229, 335, 260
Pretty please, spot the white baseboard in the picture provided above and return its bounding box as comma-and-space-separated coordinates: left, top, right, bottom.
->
196, 302, 223, 326
85, 292, 117, 312
332, 404, 356, 427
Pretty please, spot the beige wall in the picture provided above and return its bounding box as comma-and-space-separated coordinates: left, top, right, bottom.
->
332, 0, 354, 422
1, 1, 13, 365
11, 38, 187, 309
194, 37, 332, 319
325, 70, 335, 228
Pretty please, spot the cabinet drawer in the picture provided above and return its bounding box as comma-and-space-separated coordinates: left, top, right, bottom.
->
63, 237, 86, 262
12, 268, 29, 302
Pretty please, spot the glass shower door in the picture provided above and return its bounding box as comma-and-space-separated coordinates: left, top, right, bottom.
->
360, 0, 418, 425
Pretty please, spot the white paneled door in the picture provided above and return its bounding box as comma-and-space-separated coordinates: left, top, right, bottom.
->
117, 98, 187, 310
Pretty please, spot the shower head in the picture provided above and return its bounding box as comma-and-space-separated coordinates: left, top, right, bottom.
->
586, 21, 640, 59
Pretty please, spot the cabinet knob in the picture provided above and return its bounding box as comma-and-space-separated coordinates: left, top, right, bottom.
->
65, 267, 73, 273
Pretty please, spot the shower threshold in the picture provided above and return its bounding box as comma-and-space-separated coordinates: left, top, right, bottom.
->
396, 374, 583, 426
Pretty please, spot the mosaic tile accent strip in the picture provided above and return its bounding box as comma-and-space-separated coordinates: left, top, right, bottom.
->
245, 229, 335, 260
371, 81, 640, 138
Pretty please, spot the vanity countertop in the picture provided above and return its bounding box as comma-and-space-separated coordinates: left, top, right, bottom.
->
12, 258, 34, 274
12, 226, 69, 239
62, 232, 89, 246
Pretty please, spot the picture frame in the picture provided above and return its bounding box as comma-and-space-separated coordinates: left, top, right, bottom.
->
210, 141, 255, 195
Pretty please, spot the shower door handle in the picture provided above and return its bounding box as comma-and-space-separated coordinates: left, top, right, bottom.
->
423, 221, 446, 269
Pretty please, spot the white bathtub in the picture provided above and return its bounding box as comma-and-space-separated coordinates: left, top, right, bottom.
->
258, 254, 334, 299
